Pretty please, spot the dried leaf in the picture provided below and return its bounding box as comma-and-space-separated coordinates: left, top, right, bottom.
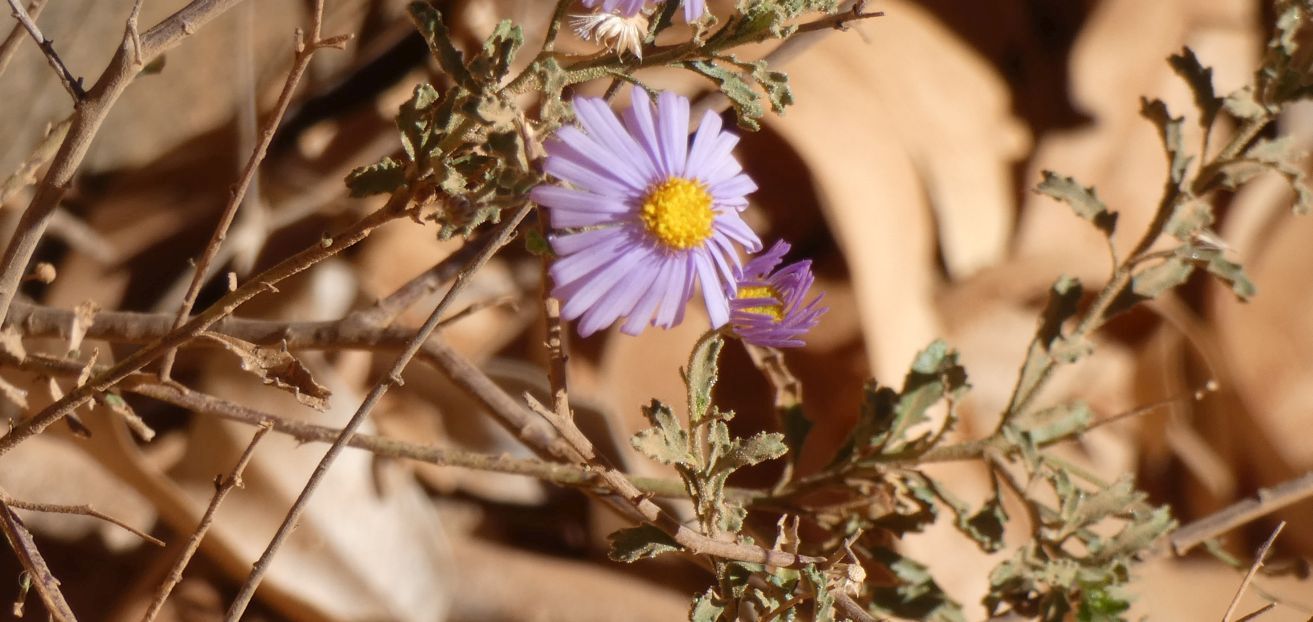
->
0, 327, 27, 364
199, 333, 332, 411
68, 300, 100, 354
0, 375, 28, 410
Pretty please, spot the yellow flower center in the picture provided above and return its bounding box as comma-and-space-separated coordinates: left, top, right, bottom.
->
640, 178, 714, 250
737, 285, 784, 321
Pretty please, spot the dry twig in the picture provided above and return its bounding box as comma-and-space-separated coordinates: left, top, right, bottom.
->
3, 0, 81, 99
1171, 472, 1313, 555
1221, 521, 1284, 622
140, 424, 270, 622
0, 495, 76, 621
0, 0, 45, 80
222, 202, 535, 620
158, 0, 352, 379
0, 189, 411, 458
0, 0, 260, 332
0, 491, 162, 547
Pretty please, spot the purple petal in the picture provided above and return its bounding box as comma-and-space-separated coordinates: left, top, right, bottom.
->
656, 91, 690, 177
684, 109, 724, 177
573, 97, 659, 180
693, 252, 729, 327
550, 227, 621, 257
622, 92, 664, 173
621, 258, 673, 334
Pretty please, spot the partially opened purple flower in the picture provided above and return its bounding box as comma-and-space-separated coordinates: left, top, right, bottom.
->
531, 91, 761, 336
581, 0, 706, 22
728, 241, 826, 348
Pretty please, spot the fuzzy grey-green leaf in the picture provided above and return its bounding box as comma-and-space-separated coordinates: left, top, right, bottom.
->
607, 524, 682, 562
345, 157, 406, 198
686, 336, 723, 423
633, 400, 693, 466
1036, 172, 1118, 237
1168, 47, 1221, 131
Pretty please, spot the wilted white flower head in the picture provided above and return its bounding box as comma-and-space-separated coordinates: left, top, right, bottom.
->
581, 0, 707, 22
571, 11, 648, 59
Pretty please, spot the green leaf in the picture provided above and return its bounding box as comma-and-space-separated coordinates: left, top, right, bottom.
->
1164, 199, 1214, 240
1223, 86, 1267, 120
632, 401, 694, 466
1077, 586, 1131, 622
780, 403, 811, 465
407, 2, 475, 90
690, 588, 725, 622
1092, 506, 1176, 562
396, 83, 442, 163
801, 565, 836, 622
716, 432, 787, 473
751, 61, 793, 113
1140, 98, 1191, 185
1241, 137, 1313, 214
1009, 401, 1093, 446
685, 60, 766, 130
869, 547, 966, 622
523, 228, 553, 257
964, 497, 1008, 554
874, 341, 969, 454
1009, 277, 1084, 420
534, 58, 570, 129
1168, 47, 1221, 132
1037, 276, 1083, 348
716, 503, 748, 535
345, 157, 406, 197
607, 524, 682, 562
686, 335, 723, 423
1205, 255, 1257, 300
1060, 476, 1142, 536
469, 19, 523, 86
1036, 172, 1118, 238
1131, 257, 1194, 299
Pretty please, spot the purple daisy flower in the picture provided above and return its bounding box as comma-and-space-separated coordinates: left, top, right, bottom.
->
531, 91, 761, 337
728, 241, 827, 348
581, 0, 706, 22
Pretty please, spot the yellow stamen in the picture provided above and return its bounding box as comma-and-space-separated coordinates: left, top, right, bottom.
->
737, 285, 783, 321
640, 177, 714, 250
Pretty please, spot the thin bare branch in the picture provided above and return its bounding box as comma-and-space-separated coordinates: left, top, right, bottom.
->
140, 424, 270, 622
121, 381, 697, 499
223, 202, 534, 620
0, 494, 76, 621
0, 191, 410, 458
158, 0, 351, 379
1172, 472, 1313, 555
0, 0, 260, 335
834, 592, 880, 622
4, 0, 82, 99
0, 493, 162, 547
1222, 521, 1284, 622
0, 0, 45, 81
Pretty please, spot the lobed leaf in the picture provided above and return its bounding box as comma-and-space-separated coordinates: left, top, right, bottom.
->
1140, 98, 1191, 185
607, 524, 682, 562
1036, 172, 1118, 238
345, 157, 406, 197
1168, 47, 1221, 132
632, 400, 694, 466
